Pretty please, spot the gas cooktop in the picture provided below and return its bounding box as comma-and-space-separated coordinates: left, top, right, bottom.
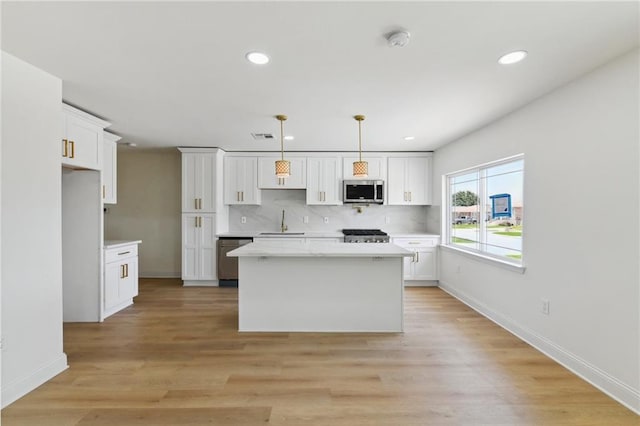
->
342, 229, 390, 243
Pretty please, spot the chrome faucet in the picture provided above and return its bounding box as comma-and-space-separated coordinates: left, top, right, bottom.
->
281, 209, 288, 233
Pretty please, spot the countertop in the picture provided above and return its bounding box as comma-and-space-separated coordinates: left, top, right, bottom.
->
389, 233, 441, 239
217, 232, 343, 239
227, 240, 413, 258
218, 231, 439, 239
104, 240, 142, 249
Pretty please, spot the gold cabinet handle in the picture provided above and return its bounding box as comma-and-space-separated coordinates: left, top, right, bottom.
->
62, 139, 68, 157
69, 141, 75, 158
409, 192, 412, 202
416, 251, 419, 263
199, 216, 202, 228
125, 263, 129, 278
120, 264, 125, 279
241, 191, 244, 202
236, 191, 240, 202
195, 198, 198, 209
199, 198, 202, 209
102, 185, 106, 199
195, 216, 199, 227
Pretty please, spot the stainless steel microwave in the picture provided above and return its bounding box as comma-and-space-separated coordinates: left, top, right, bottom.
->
343, 180, 384, 204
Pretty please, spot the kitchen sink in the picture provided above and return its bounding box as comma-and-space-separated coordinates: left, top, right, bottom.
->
259, 232, 305, 236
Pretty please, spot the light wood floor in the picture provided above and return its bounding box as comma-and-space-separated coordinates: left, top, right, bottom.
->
2, 279, 637, 425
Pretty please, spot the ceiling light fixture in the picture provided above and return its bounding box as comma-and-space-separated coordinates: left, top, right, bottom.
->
246, 51, 270, 65
498, 50, 528, 65
284, 135, 294, 141
403, 136, 415, 141
275, 115, 290, 178
386, 31, 411, 48
353, 115, 368, 178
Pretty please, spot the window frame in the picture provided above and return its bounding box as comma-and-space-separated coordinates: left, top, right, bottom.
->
442, 154, 526, 273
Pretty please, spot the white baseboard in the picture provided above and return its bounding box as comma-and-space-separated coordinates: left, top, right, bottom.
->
404, 280, 438, 287
182, 280, 219, 287
438, 280, 640, 415
1, 353, 68, 409
139, 271, 180, 278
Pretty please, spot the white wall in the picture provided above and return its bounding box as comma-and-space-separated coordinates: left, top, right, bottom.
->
1, 52, 68, 407
433, 49, 639, 412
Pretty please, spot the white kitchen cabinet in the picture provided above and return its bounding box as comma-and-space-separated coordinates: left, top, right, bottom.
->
104, 241, 140, 319
393, 237, 439, 284
387, 157, 432, 205
102, 131, 120, 204
307, 157, 342, 205
182, 153, 217, 212
224, 156, 261, 205
182, 213, 217, 285
62, 103, 110, 170
342, 156, 386, 180
258, 157, 306, 189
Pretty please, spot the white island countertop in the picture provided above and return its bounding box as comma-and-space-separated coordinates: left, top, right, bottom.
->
227, 240, 413, 258
104, 240, 142, 249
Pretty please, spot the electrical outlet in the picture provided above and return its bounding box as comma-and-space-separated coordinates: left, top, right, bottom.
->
323, 217, 329, 224
303, 216, 309, 224
241, 217, 246, 224
541, 299, 550, 315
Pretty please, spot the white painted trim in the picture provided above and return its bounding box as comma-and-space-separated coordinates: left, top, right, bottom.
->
139, 272, 181, 279
404, 281, 438, 287
183, 280, 219, 287
1, 353, 68, 409
440, 244, 526, 274
438, 281, 640, 414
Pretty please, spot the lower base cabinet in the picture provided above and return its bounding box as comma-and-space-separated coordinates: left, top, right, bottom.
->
393, 237, 439, 285
104, 241, 140, 319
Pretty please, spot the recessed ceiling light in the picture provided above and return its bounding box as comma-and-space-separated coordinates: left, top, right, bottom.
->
126, 142, 137, 147
498, 50, 528, 65
246, 51, 270, 65
284, 135, 294, 141
403, 136, 415, 141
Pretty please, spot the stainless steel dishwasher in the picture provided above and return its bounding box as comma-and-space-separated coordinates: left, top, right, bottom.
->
217, 237, 252, 286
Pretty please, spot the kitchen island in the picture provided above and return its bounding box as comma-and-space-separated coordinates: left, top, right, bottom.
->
227, 240, 413, 332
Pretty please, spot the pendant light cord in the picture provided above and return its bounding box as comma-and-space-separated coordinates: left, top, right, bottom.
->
358, 119, 362, 162
280, 118, 284, 161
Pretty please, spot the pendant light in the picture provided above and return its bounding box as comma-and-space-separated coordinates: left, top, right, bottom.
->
275, 114, 290, 177
353, 114, 368, 177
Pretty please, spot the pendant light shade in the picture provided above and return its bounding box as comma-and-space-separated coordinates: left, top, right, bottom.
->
353, 115, 368, 178
275, 114, 290, 178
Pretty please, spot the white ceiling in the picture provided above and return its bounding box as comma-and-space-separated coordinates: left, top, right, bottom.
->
2, 2, 638, 152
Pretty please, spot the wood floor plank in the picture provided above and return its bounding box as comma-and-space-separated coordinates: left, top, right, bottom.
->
1, 279, 637, 425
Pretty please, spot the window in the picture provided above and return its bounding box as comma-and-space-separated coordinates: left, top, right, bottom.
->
445, 155, 524, 266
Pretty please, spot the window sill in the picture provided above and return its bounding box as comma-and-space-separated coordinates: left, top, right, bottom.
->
440, 244, 526, 274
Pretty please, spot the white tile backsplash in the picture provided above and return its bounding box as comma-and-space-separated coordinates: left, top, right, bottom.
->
229, 189, 429, 233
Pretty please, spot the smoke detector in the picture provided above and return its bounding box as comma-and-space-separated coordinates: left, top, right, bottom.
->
386, 31, 410, 48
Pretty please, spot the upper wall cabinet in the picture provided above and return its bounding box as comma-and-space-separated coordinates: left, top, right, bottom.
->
307, 157, 342, 205
61, 104, 110, 170
257, 157, 306, 189
342, 156, 387, 181
387, 156, 432, 205
102, 131, 121, 204
224, 156, 261, 205
182, 153, 217, 212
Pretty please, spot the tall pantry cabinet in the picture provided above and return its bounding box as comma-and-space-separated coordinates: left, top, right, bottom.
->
179, 148, 228, 286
